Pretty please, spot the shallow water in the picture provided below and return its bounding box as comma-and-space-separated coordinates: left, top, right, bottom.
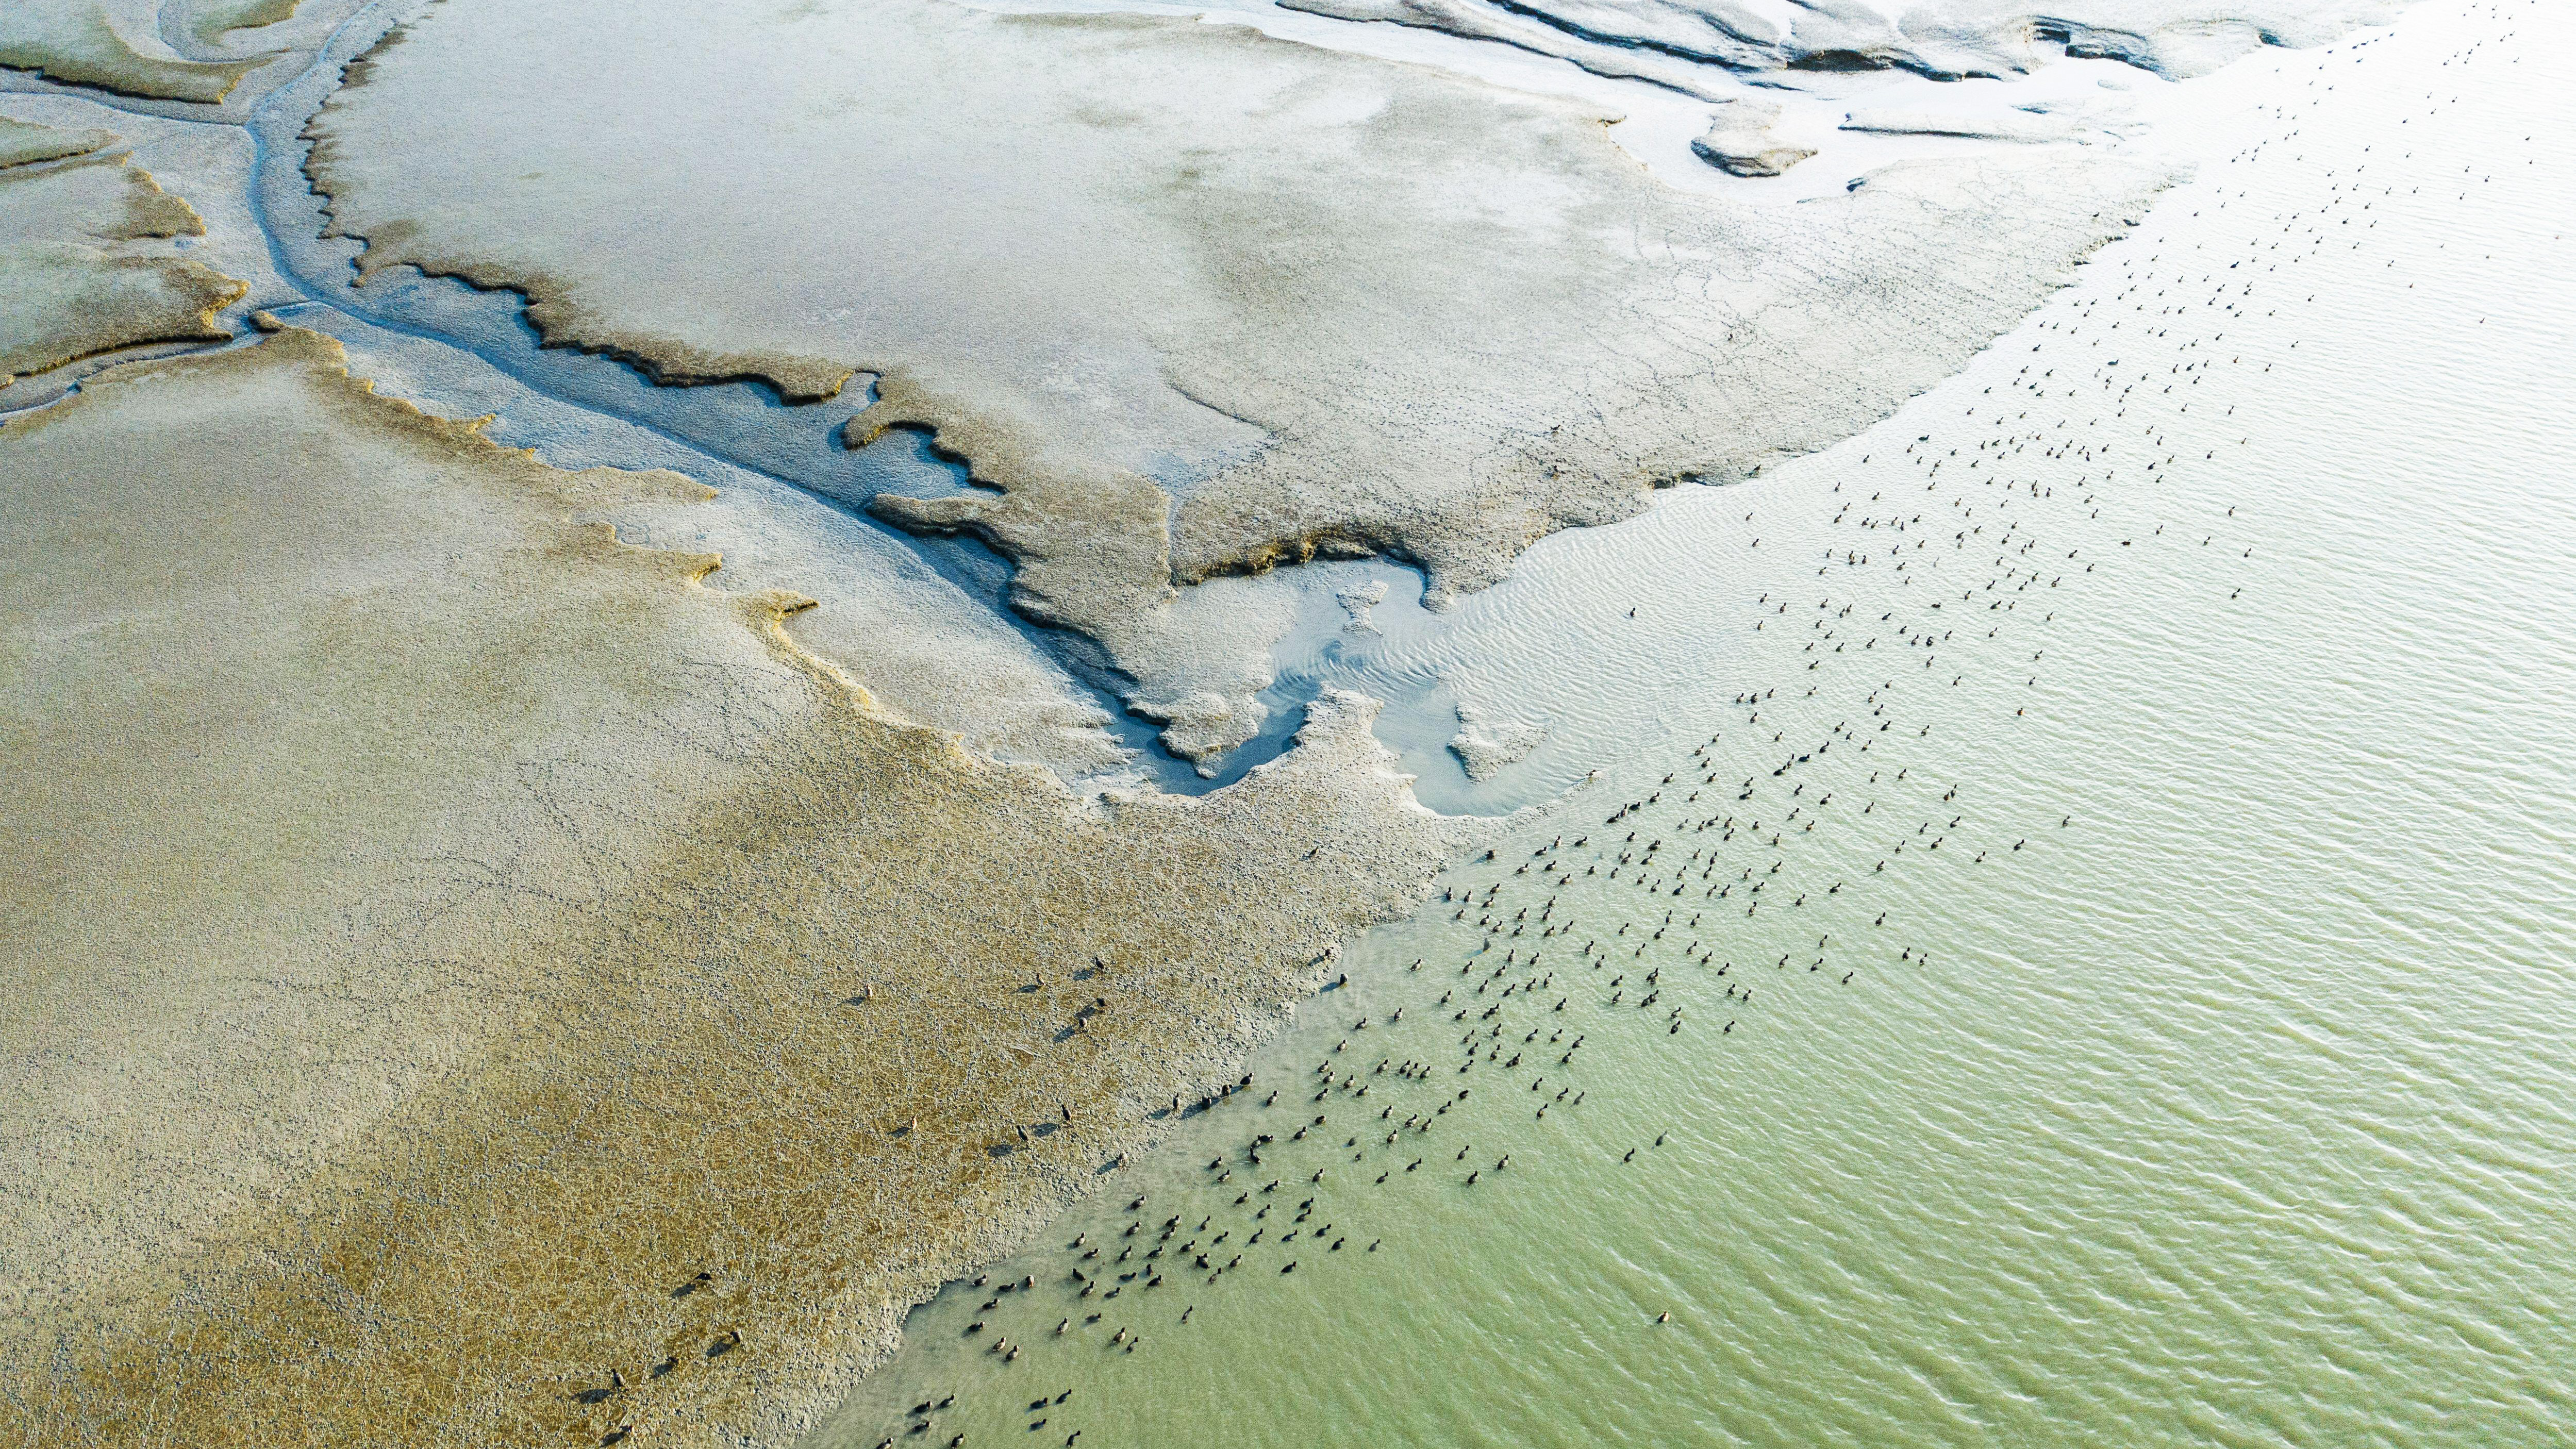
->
812, 4, 2576, 1445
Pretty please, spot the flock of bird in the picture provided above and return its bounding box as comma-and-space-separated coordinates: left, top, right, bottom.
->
849, 7, 2530, 1444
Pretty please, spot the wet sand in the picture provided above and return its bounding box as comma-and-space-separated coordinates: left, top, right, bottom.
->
0, 330, 1480, 1447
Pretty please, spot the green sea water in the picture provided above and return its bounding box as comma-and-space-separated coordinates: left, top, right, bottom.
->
813, 3, 2576, 1444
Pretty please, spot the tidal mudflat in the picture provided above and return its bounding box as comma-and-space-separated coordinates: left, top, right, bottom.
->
1, 328, 1472, 1446
4, 0, 2566, 1445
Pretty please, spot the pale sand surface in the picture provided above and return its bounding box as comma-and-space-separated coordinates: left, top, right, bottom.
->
1690, 98, 1816, 176
0, 331, 1478, 1447
0, 147, 243, 382
303, 0, 2173, 764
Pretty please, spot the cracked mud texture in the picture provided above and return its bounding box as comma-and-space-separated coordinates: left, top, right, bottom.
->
0, 0, 270, 102
304, 0, 2186, 763
0, 331, 1479, 1448
0, 148, 244, 382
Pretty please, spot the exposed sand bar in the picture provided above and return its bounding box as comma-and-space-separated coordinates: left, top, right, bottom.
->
0, 331, 1477, 1447
302, 0, 2176, 764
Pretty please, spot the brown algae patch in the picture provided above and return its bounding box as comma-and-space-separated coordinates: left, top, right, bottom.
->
0, 332, 1477, 1447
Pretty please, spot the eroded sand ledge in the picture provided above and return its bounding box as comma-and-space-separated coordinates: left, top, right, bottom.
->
301, 0, 2180, 764
0, 332, 1480, 1448
1279, 0, 2402, 87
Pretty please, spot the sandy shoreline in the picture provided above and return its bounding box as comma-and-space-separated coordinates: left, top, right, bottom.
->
0, 331, 1489, 1447
0, 0, 2424, 1439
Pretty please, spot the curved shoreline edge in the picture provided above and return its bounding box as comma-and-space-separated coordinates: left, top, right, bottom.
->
0, 329, 1498, 1448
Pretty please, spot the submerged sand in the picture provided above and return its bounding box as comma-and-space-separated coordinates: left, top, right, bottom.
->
0, 331, 1477, 1447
